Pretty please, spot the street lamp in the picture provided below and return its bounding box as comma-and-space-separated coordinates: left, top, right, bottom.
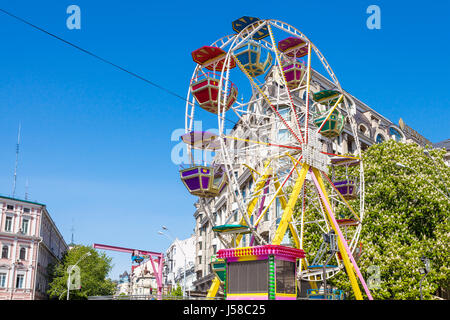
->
395, 162, 450, 200
419, 255, 431, 300
158, 227, 187, 298
67, 251, 91, 300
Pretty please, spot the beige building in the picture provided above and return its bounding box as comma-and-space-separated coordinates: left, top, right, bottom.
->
190, 68, 435, 293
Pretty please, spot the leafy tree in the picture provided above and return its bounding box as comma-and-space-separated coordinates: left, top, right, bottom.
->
325, 140, 449, 299
169, 283, 183, 297
47, 245, 116, 300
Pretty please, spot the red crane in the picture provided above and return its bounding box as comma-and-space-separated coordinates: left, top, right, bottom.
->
93, 243, 164, 298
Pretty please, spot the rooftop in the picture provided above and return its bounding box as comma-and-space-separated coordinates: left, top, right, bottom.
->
433, 139, 450, 151
0, 194, 45, 206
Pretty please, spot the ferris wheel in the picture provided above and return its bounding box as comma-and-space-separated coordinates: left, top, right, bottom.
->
180, 17, 372, 300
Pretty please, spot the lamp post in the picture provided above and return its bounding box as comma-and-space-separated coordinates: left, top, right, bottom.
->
67, 251, 91, 300
419, 255, 430, 300
158, 227, 187, 298
395, 162, 450, 201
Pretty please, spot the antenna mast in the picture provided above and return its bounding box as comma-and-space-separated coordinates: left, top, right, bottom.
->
12, 123, 21, 198
25, 178, 29, 200
71, 219, 75, 244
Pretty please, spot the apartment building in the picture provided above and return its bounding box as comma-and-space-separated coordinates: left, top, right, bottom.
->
0, 196, 67, 299
163, 235, 196, 293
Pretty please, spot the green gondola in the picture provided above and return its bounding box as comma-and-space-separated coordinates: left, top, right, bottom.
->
313, 109, 345, 138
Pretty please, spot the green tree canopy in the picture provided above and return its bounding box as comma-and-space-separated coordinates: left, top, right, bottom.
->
47, 245, 116, 300
169, 283, 183, 297
326, 140, 449, 299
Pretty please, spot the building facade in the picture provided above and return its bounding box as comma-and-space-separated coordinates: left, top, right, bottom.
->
163, 235, 196, 294
0, 196, 67, 300
190, 67, 435, 293
116, 271, 131, 295
130, 259, 159, 296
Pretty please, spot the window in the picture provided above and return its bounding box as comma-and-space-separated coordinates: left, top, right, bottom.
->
263, 207, 269, 221
1, 246, 8, 259
0, 273, 6, 288
278, 129, 289, 143
389, 127, 403, 142
376, 134, 385, 144
276, 198, 282, 218
6, 205, 14, 211
20, 248, 26, 260
5, 217, 12, 232
22, 219, 29, 234
212, 245, 217, 254
23, 208, 30, 213
278, 105, 291, 121
198, 256, 202, 264
199, 242, 202, 250
227, 260, 268, 294
275, 259, 296, 294
16, 274, 24, 289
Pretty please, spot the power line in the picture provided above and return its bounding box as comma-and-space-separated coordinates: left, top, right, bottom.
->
0, 8, 188, 102
0, 8, 240, 127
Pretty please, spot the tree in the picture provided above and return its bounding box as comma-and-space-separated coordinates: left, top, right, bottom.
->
169, 283, 183, 297
325, 140, 449, 299
47, 245, 116, 300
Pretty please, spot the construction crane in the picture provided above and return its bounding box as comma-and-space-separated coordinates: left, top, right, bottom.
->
93, 243, 164, 298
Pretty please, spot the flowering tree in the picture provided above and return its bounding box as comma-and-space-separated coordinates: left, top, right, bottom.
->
326, 140, 449, 299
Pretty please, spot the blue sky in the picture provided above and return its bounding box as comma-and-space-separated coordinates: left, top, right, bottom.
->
0, 0, 448, 280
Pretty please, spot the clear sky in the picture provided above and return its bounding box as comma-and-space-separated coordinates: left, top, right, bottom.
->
0, 0, 448, 280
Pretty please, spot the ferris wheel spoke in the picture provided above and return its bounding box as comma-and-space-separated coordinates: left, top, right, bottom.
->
266, 23, 305, 143
316, 94, 344, 133
321, 171, 361, 222
231, 53, 304, 147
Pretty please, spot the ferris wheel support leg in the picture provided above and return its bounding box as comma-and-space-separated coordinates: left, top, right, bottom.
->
235, 167, 273, 245
273, 177, 317, 290
206, 277, 221, 298
311, 168, 373, 300
272, 163, 309, 246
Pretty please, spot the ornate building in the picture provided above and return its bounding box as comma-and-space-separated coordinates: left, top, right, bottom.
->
190, 67, 434, 294
0, 196, 67, 299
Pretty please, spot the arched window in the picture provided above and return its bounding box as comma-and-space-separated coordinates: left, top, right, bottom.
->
1, 245, 8, 259
389, 127, 403, 142
20, 247, 26, 260
376, 134, 385, 144
359, 125, 370, 138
